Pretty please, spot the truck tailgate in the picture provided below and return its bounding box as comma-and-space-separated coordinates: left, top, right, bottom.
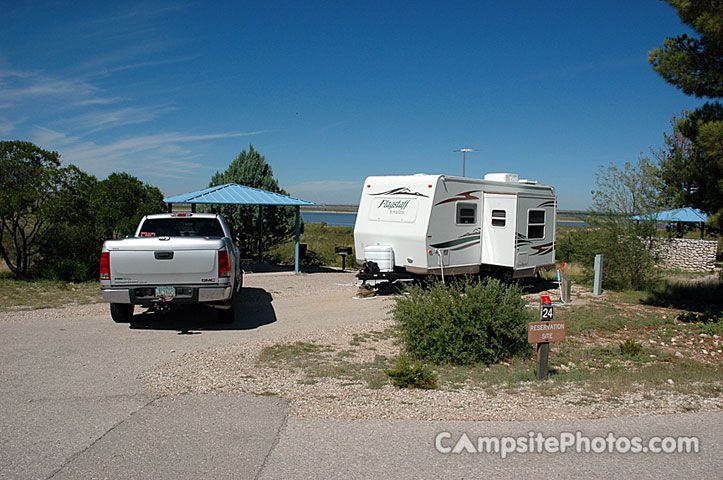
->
110, 249, 219, 286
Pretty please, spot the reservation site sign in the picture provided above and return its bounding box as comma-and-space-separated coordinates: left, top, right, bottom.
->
528, 320, 566, 343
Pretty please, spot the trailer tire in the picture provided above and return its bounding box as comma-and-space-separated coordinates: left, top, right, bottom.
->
110, 303, 134, 323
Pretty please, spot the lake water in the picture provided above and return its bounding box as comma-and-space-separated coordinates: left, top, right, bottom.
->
302, 211, 588, 228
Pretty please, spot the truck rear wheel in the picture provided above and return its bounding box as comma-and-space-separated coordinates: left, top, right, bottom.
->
235, 271, 243, 294
110, 303, 134, 323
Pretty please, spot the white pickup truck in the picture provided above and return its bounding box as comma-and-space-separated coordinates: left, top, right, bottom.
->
100, 212, 242, 323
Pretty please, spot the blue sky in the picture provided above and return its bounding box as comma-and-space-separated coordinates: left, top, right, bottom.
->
0, 1, 703, 208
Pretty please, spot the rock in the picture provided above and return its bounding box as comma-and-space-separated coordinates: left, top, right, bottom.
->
675, 351, 683, 358
667, 379, 674, 386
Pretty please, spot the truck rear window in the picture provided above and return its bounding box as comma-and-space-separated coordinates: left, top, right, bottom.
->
139, 218, 225, 237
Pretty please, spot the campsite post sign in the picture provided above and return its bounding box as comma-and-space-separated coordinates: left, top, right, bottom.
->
528, 295, 565, 379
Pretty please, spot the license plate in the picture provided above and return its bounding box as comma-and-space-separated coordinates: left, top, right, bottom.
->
155, 286, 176, 298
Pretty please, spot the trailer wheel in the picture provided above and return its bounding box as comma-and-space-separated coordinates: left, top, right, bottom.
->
110, 303, 134, 323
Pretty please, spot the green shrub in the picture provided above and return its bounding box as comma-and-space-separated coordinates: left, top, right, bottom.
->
619, 339, 644, 357
393, 279, 532, 365
556, 226, 600, 267
385, 355, 437, 389
556, 224, 660, 291
700, 320, 723, 336
676, 309, 723, 335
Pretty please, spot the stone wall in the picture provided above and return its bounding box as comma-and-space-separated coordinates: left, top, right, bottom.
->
651, 238, 718, 272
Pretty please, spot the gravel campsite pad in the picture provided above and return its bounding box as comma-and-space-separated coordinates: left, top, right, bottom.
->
142, 274, 722, 422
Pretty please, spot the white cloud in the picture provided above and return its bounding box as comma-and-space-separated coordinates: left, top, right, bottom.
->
93, 56, 200, 76
74, 97, 125, 107
31, 126, 268, 177
59, 104, 174, 134
0, 69, 120, 111
29, 126, 73, 146
0, 74, 96, 102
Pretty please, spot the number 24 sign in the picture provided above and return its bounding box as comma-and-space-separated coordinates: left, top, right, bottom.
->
528, 303, 566, 344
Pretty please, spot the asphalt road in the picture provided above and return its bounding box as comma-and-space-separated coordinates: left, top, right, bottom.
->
1, 272, 720, 479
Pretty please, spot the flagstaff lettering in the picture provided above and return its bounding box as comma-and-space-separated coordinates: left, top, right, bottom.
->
378, 199, 411, 214
368, 197, 419, 223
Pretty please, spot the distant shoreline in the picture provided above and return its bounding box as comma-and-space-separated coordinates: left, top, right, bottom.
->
301, 205, 358, 213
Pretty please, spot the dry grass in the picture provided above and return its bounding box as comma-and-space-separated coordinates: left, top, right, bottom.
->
0, 272, 101, 312
257, 285, 721, 399
265, 223, 356, 268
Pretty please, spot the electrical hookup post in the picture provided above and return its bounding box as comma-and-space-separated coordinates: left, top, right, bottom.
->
528, 295, 566, 380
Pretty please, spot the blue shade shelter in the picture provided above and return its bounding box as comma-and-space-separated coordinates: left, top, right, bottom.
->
630, 208, 709, 238
164, 184, 315, 273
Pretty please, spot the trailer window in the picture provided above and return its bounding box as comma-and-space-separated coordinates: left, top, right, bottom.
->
456, 203, 477, 225
527, 210, 545, 239
491, 209, 506, 227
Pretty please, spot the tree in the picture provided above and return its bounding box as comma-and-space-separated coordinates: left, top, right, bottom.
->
589, 158, 663, 290
206, 145, 296, 257
38, 166, 102, 281
648, 0, 723, 98
92, 172, 166, 239
39, 171, 166, 281
649, 1, 723, 226
557, 158, 663, 290
656, 105, 723, 226
591, 156, 665, 218
0, 141, 64, 278
0, 140, 167, 280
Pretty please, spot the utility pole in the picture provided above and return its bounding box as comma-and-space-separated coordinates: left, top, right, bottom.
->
453, 148, 475, 177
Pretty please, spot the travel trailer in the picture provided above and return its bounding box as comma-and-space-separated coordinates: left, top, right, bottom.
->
354, 173, 556, 282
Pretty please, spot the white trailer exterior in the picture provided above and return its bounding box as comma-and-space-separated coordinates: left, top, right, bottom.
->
354, 173, 556, 280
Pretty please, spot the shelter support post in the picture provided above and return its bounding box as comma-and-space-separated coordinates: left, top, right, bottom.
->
191, 203, 196, 213
294, 206, 301, 273
700, 222, 705, 239
257, 206, 263, 261
167, 203, 173, 213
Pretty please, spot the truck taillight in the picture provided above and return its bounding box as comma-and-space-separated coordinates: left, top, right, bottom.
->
100, 252, 110, 280
218, 250, 231, 278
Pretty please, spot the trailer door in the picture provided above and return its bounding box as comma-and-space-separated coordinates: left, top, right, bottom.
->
481, 193, 517, 267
